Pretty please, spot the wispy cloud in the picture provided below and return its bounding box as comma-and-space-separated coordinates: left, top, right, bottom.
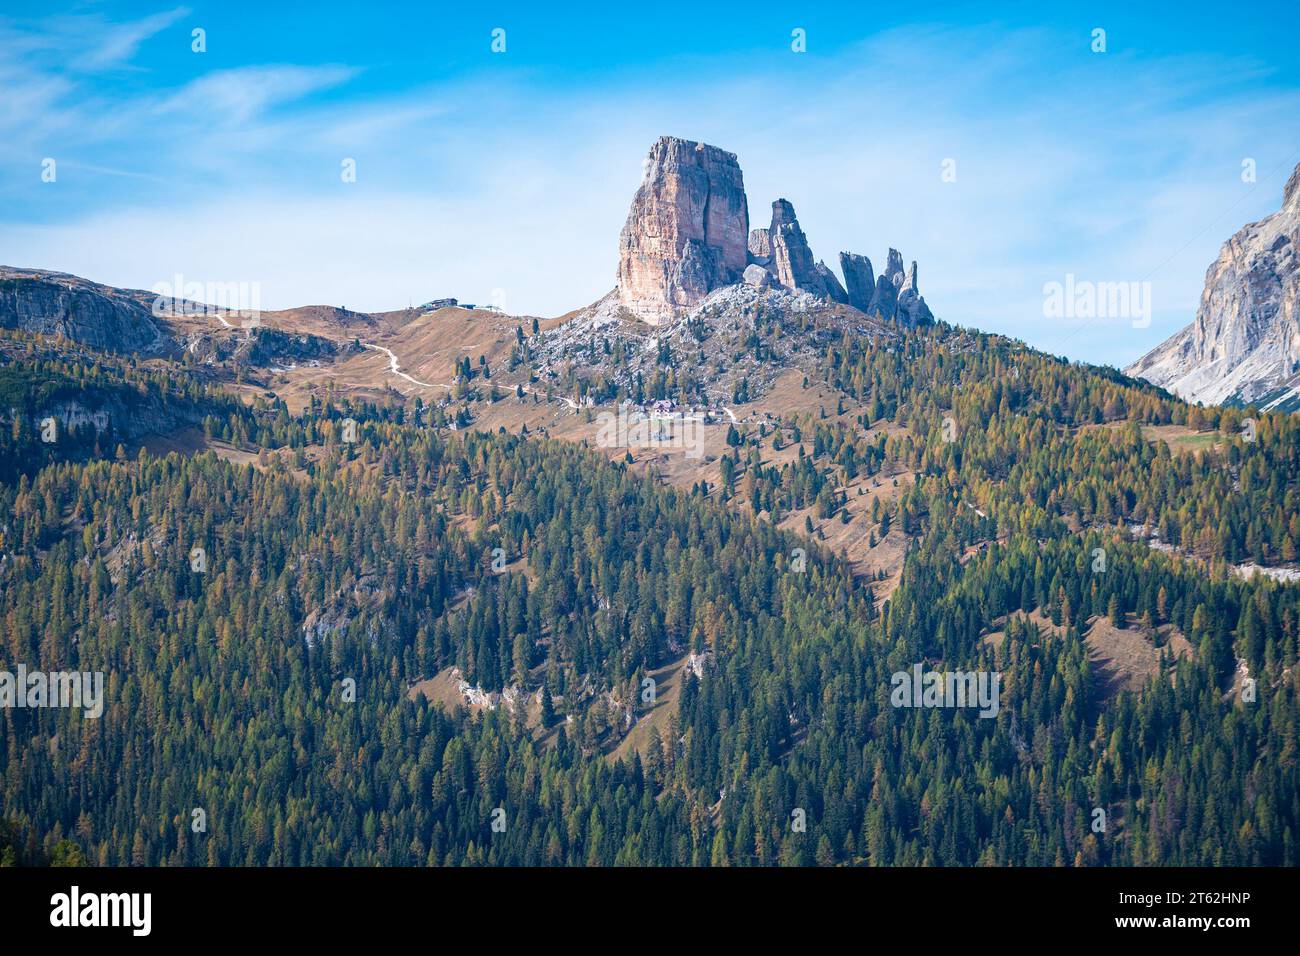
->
72, 6, 190, 71
1, 13, 1297, 368
156, 65, 359, 126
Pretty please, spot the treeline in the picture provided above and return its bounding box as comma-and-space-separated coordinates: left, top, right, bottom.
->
1, 317, 1297, 866
2, 419, 1294, 865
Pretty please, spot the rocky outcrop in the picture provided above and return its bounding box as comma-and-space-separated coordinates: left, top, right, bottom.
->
615, 136, 939, 326
743, 264, 772, 288
816, 261, 849, 304
839, 249, 933, 326
866, 248, 906, 320
762, 199, 826, 297
1127, 163, 1300, 409
884, 248, 906, 290
617, 136, 750, 324
895, 261, 935, 326
0, 267, 164, 352
182, 326, 362, 368
868, 275, 899, 321
840, 253, 875, 312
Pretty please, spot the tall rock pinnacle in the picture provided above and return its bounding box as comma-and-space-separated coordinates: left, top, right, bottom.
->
760, 199, 827, 296
615, 136, 938, 327
616, 136, 750, 324
839, 253, 875, 311
895, 260, 934, 326
884, 249, 906, 289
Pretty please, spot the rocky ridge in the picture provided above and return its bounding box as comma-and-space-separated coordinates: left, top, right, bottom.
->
1127, 163, 1300, 410
0, 266, 165, 352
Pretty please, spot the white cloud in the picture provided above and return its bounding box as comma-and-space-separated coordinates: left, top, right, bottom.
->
73, 6, 190, 71
3, 21, 1298, 367
156, 65, 359, 127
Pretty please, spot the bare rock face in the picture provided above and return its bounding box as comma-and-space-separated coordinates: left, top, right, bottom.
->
896, 261, 935, 326
763, 199, 826, 296
617, 136, 750, 324
0, 267, 164, 352
616, 136, 941, 326
815, 261, 849, 304
868, 274, 899, 321
839, 253, 875, 312
1127, 163, 1300, 409
884, 248, 906, 290
864, 248, 906, 321
849, 248, 933, 325
743, 264, 772, 288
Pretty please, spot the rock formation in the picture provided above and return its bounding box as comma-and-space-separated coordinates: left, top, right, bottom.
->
616, 136, 749, 324
0, 267, 163, 352
868, 274, 899, 321
816, 261, 849, 304
1127, 163, 1300, 409
615, 136, 938, 326
840, 253, 875, 312
884, 248, 906, 290
747, 199, 827, 297
842, 248, 933, 326
896, 261, 935, 326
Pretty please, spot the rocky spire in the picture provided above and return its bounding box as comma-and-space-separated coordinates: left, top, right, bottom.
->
765, 199, 826, 296
895, 261, 934, 326
617, 136, 750, 324
868, 274, 898, 321
815, 261, 849, 304
884, 248, 906, 289
770, 198, 799, 229
839, 253, 875, 312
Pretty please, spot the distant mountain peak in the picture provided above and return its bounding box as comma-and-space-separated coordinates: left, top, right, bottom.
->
1285, 163, 1300, 210
616, 136, 750, 324
1127, 163, 1300, 411
615, 137, 934, 327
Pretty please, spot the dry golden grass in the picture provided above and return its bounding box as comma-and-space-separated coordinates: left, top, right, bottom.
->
1084, 420, 1223, 455
607, 653, 690, 763
1084, 613, 1192, 699
983, 609, 1192, 701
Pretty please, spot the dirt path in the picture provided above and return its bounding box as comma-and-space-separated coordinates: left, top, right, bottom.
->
362, 342, 447, 390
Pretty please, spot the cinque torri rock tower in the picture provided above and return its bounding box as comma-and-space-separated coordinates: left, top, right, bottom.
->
617, 135, 935, 327
617, 136, 750, 324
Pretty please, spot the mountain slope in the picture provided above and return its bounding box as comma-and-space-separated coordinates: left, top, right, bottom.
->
1127, 164, 1300, 409
0, 266, 165, 353
3, 325, 1298, 866
2, 138, 1299, 868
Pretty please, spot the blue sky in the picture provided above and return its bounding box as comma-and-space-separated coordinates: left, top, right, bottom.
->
2, 1, 1298, 367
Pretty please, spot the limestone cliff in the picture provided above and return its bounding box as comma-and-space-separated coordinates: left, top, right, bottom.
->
1127, 164, 1300, 410
616, 136, 749, 324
